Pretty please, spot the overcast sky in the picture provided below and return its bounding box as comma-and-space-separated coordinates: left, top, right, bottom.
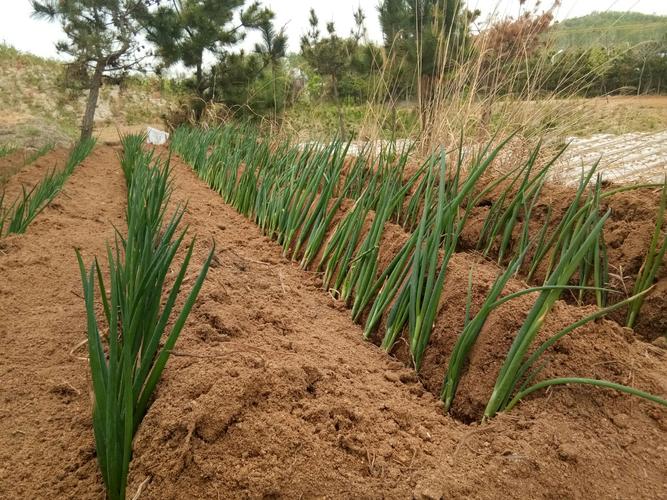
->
1, 0, 665, 62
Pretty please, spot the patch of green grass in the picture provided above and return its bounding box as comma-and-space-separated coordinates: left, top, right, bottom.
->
0, 144, 17, 158
282, 102, 418, 140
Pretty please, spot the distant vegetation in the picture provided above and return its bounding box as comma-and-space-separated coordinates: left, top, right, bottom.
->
536, 12, 667, 97
3, 2, 665, 148
551, 11, 667, 49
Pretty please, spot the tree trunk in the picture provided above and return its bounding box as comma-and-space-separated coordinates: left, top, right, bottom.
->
637, 58, 647, 96
80, 59, 105, 141
196, 61, 203, 96
271, 63, 278, 122
332, 74, 346, 138
194, 60, 205, 122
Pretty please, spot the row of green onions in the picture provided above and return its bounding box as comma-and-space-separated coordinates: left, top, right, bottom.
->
627, 180, 667, 328
0, 142, 56, 172
25, 142, 55, 166
77, 134, 214, 500
171, 125, 666, 419
0, 138, 95, 237
449, 164, 667, 415
475, 152, 666, 321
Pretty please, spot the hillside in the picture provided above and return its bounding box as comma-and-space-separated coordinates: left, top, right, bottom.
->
551, 11, 667, 49
0, 44, 180, 148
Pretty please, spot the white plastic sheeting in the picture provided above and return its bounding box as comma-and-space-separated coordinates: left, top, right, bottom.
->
146, 127, 170, 145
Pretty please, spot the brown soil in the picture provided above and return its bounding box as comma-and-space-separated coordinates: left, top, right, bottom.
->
0, 147, 70, 196
1, 146, 666, 499
0, 149, 27, 184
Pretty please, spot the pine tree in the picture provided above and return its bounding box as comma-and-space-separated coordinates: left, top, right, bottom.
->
377, 0, 478, 129
141, 0, 264, 99
31, 0, 150, 141
254, 11, 288, 119
301, 9, 357, 137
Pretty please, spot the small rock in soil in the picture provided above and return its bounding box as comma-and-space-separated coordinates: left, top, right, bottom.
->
652, 336, 667, 349
413, 481, 444, 500
557, 443, 578, 463
611, 413, 630, 429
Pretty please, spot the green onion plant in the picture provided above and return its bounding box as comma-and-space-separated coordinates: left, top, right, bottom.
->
2, 138, 95, 236
485, 209, 611, 418
0, 143, 17, 158
170, 125, 667, 418
626, 180, 667, 328
25, 142, 55, 165
77, 143, 214, 500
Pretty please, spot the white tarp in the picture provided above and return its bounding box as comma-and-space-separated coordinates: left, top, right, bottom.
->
146, 127, 169, 145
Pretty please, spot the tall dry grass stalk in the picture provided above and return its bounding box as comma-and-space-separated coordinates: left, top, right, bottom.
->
357, 2, 644, 156
167, 1, 649, 162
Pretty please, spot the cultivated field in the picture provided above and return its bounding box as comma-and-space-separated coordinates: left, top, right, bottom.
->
556, 129, 667, 185
0, 125, 666, 498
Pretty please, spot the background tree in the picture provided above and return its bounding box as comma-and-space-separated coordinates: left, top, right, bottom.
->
210, 51, 264, 114
141, 0, 264, 105
350, 7, 367, 43
476, 5, 554, 127
254, 11, 288, 119
345, 7, 377, 96
378, 0, 478, 129
31, 0, 151, 140
481, 9, 554, 88
301, 9, 358, 137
